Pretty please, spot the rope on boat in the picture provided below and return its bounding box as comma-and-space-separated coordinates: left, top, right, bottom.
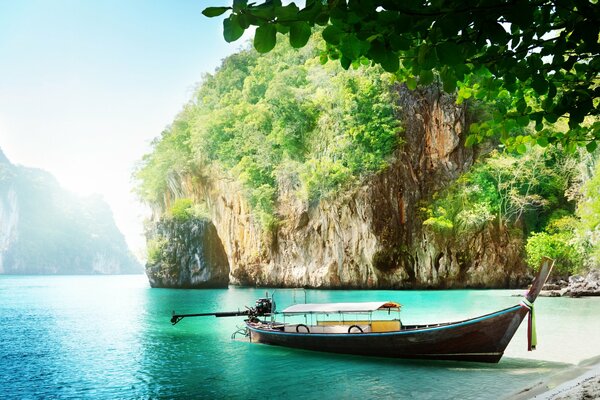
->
520, 298, 537, 351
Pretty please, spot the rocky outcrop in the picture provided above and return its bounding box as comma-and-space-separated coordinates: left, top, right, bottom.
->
145, 218, 229, 288
161, 85, 527, 288
0, 148, 141, 274
566, 270, 600, 296
542, 269, 600, 297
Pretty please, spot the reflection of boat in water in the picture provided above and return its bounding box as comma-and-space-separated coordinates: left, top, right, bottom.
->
172, 258, 553, 363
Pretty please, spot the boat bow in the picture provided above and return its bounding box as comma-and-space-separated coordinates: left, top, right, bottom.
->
520, 257, 554, 350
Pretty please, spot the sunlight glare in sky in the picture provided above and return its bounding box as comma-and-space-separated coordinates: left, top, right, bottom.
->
0, 0, 249, 257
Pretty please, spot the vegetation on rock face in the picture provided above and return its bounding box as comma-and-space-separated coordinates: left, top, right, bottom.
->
135, 35, 402, 229
523, 153, 600, 275
137, 12, 600, 277
144, 218, 230, 288
169, 198, 194, 222
424, 147, 576, 235
205, 1, 599, 151
575, 159, 600, 267
526, 218, 582, 276
422, 142, 600, 275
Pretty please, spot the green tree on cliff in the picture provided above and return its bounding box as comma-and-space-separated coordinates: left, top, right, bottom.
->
205, 0, 599, 150
135, 35, 401, 229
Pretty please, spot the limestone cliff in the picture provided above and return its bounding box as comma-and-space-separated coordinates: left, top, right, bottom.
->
145, 218, 229, 288
155, 85, 527, 288
0, 148, 141, 274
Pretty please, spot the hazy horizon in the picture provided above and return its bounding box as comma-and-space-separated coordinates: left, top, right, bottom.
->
0, 0, 250, 258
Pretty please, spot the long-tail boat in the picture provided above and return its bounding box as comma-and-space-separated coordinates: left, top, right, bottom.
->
171, 258, 553, 363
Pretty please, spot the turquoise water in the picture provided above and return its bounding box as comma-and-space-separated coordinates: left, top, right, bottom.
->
1, 275, 599, 399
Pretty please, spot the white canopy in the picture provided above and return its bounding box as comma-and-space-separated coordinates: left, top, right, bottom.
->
281, 301, 401, 314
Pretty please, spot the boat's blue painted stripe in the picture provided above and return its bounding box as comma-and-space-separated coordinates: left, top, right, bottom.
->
252, 305, 523, 337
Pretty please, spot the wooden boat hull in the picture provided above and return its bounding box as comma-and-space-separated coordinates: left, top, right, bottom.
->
247, 305, 529, 363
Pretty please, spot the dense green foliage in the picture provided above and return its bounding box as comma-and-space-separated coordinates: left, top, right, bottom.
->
135, 113, 194, 209
575, 159, 600, 267
526, 217, 582, 275
146, 237, 167, 265
206, 0, 599, 150
135, 35, 401, 229
524, 155, 600, 275
422, 143, 600, 275
423, 147, 576, 236
169, 198, 194, 222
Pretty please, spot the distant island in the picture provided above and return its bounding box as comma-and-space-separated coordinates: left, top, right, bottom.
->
0, 147, 141, 274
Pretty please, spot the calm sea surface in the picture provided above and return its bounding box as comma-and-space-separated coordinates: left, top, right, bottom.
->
1, 275, 599, 399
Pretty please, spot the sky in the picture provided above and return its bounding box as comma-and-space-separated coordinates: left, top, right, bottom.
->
0, 0, 251, 258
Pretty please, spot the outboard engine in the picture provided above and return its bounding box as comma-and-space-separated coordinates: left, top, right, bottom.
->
254, 298, 273, 316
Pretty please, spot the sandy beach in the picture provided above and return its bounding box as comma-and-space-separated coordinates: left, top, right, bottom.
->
511, 356, 600, 399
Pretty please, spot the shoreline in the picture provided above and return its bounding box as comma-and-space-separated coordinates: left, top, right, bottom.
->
510, 355, 600, 399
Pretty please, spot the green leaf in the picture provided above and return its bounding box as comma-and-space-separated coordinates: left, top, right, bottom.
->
248, 2, 275, 20
547, 82, 557, 99
232, 0, 247, 11
367, 40, 386, 64
322, 25, 343, 45
435, 42, 462, 65
406, 76, 417, 90
276, 23, 290, 34
586, 141, 597, 153
340, 56, 351, 70
531, 75, 548, 95
319, 53, 328, 65
440, 67, 457, 93
254, 24, 277, 53
339, 35, 363, 60
517, 115, 530, 127
417, 44, 435, 69
315, 11, 329, 26
202, 7, 231, 17
390, 35, 412, 51
536, 137, 549, 147
289, 22, 311, 48
465, 135, 478, 147
419, 69, 434, 86
380, 53, 399, 73
237, 13, 251, 29
223, 15, 244, 42
487, 22, 509, 45
276, 3, 300, 21
297, 0, 322, 21
516, 143, 527, 154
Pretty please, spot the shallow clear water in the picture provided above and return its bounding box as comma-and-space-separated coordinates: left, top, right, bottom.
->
1, 275, 599, 399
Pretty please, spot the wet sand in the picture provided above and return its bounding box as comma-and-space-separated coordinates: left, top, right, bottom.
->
510, 356, 600, 399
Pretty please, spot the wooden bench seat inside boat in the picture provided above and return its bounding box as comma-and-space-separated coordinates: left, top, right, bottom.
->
281, 320, 401, 333
318, 320, 401, 332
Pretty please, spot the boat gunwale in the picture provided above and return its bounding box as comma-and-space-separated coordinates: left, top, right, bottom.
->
249, 304, 524, 337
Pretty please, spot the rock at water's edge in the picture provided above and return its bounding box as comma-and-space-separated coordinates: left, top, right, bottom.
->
540, 269, 600, 297
564, 269, 600, 297
145, 218, 229, 288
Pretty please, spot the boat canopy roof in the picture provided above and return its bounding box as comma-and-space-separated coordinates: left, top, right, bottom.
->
281, 301, 401, 314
